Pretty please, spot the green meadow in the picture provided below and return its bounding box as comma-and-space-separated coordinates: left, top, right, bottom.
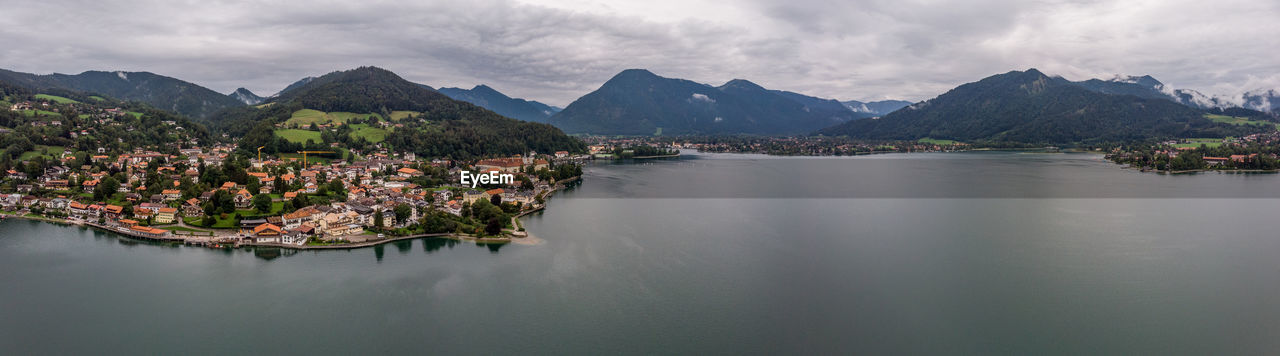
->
275, 129, 322, 143
1204, 114, 1280, 129
918, 138, 960, 145
34, 94, 79, 104
284, 109, 381, 126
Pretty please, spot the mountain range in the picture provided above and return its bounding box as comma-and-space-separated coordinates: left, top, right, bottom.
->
228, 88, 265, 105
818, 69, 1270, 144
2, 64, 1277, 146
438, 85, 561, 123
841, 100, 913, 116
0, 69, 244, 118
1072, 74, 1280, 113
548, 69, 869, 135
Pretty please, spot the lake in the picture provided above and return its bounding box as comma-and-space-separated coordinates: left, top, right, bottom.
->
3, 151, 1280, 354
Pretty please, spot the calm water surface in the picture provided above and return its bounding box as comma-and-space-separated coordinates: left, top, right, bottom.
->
3, 151, 1280, 354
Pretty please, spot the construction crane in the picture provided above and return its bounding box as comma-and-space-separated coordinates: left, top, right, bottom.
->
296, 151, 335, 167
256, 146, 265, 161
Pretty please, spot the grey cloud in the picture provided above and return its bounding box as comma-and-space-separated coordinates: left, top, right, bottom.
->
0, 0, 1275, 107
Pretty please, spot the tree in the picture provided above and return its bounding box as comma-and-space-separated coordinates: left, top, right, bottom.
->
273, 176, 286, 193
419, 211, 456, 233
327, 178, 345, 195
490, 193, 502, 206
485, 217, 503, 236
252, 193, 272, 213
393, 204, 411, 225
374, 210, 385, 229
95, 175, 118, 202
212, 189, 235, 214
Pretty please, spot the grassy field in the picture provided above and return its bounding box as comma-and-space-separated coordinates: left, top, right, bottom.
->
184, 216, 238, 229
34, 94, 79, 104
182, 204, 284, 229
349, 123, 388, 143
89, 95, 106, 102
126, 111, 144, 119
275, 129, 322, 144
328, 111, 380, 122
21, 109, 62, 118
1205, 114, 1280, 129
389, 111, 419, 121
1173, 142, 1224, 148
918, 138, 960, 145
284, 109, 380, 126
1172, 138, 1226, 148
17, 145, 66, 161
255, 102, 275, 109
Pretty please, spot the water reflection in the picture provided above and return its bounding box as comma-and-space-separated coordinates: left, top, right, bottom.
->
394, 240, 412, 254
485, 242, 505, 253
422, 237, 455, 253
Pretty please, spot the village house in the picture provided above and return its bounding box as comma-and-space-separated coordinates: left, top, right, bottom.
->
320, 211, 363, 236
183, 198, 203, 216
155, 208, 177, 224
0, 194, 21, 209
286, 223, 316, 243
234, 189, 252, 208
253, 223, 284, 243
103, 205, 124, 220
42, 179, 69, 190
475, 157, 525, 173
396, 167, 422, 177
463, 189, 487, 204
282, 207, 325, 230
68, 202, 91, 218
128, 225, 170, 239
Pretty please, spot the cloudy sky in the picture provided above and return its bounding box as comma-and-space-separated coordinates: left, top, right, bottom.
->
1, 0, 1277, 106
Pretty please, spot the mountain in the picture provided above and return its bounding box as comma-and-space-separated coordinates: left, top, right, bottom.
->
1242, 89, 1279, 112
269, 67, 456, 113
548, 69, 861, 135
228, 88, 264, 105
841, 99, 913, 116
0, 68, 244, 118
1071, 75, 1173, 101
438, 85, 561, 123
230, 66, 584, 159
1068, 74, 1234, 110
1068, 74, 1280, 113
818, 69, 1264, 144
274, 76, 315, 97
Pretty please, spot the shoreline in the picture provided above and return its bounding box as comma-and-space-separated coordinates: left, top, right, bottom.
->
0, 214, 529, 250
628, 153, 681, 159
1, 175, 578, 251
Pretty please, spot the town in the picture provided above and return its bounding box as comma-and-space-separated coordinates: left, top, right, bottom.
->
0, 94, 591, 248
1105, 133, 1280, 172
